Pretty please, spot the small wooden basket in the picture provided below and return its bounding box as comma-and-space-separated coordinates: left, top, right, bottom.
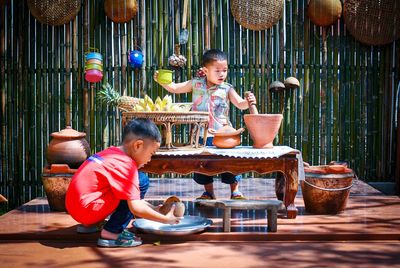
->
122, 111, 209, 149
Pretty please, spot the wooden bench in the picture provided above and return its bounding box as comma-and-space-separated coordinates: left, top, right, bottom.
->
196, 199, 283, 232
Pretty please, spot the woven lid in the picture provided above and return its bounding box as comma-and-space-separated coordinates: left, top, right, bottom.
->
50, 126, 86, 139
230, 0, 284, 31
344, 0, 400, 46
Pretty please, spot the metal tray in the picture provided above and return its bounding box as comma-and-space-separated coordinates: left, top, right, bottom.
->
133, 215, 212, 236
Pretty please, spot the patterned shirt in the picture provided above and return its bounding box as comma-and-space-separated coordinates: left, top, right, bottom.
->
191, 77, 233, 131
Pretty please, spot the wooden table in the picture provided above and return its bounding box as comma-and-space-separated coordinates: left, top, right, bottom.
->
140, 149, 299, 219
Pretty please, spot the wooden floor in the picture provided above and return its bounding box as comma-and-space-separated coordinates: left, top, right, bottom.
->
0, 178, 399, 267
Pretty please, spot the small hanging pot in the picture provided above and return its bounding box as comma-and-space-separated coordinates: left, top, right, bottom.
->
128, 47, 144, 68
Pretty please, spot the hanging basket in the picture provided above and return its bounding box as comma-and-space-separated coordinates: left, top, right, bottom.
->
104, 0, 138, 23
230, 0, 284, 31
27, 0, 81, 26
343, 0, 400, 46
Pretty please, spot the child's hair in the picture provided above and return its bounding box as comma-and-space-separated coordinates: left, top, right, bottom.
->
202, 49, 227, 67
122, 118, 162, 143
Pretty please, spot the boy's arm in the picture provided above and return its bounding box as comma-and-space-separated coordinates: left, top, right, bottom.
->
228, 89, 256, 110
128, 199, 181, 224
153, 72, 193, 94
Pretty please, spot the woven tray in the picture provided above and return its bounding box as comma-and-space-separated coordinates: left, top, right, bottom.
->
122, 111, 209, 149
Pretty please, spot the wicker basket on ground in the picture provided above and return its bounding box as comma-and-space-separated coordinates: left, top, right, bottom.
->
27, 0, 81, 26
343, 0, 400, 46
230, 0, 284, 31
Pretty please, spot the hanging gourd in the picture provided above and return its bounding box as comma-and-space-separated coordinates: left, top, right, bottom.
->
230, 0, 284, 31
307, 0, 342, 27
104, 0, 138, 23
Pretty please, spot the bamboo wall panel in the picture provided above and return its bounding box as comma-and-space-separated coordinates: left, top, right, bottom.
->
0, 0, 399, 208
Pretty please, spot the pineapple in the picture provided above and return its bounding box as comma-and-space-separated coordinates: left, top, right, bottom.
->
97, 83, 140, 112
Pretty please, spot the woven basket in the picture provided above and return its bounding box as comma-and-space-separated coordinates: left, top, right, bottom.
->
230, 0, 284, 31
344, 0, 400, 46
27, 0, 81, 26
104, 0, 138, 23
122, 111, 209, 149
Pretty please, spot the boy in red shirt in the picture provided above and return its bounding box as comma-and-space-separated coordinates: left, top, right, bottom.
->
66, 118, 181, 247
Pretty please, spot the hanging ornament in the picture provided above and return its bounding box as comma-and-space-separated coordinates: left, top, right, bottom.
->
168, 44, 187, 68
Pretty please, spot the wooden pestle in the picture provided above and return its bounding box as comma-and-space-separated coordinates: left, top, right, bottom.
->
244, 91, 258, 114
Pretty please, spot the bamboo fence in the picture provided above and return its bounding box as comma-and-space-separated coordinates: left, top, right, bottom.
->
0, 0, 399, 208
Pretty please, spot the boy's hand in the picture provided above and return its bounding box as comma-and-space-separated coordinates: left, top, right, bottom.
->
164, 204, 183, 225
245, 91, 257, 106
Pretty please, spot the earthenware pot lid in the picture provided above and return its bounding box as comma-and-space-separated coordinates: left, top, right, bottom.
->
209, 124, 245, 136
50, 126, 87, 139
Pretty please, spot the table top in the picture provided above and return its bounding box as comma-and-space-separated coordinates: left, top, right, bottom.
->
156, 145, 299, 159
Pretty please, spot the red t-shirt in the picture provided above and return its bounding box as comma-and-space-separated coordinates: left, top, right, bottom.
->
66, 146, 140, 225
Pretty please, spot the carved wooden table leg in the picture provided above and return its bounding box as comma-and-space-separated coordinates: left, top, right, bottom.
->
283, 158, 299, 219
222, 207, 231, 232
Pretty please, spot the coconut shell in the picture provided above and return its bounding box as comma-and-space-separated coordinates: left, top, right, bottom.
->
159, 201, 185, 217
164, 195, 181, 204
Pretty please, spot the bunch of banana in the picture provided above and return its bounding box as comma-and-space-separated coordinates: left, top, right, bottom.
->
133, 94, 187, 112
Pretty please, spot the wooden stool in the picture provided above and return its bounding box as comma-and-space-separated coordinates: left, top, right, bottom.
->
196, 199, 283, 232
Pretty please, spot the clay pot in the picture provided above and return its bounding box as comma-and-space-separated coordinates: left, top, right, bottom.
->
244, 114, 283, 148
209, 124, 245, 149
159, 196, 185, 217
46, 126, 90, 169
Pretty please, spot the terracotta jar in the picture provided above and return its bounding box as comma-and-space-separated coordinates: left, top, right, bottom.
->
209, 124, 245, 149
244, 114, 283, 148
46, 126, 90, 169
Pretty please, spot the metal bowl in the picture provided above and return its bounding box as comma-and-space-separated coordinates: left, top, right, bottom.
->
133, 215, 212, 236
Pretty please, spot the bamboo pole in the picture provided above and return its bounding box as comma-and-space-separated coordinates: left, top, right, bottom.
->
140, 0, 146, 91
302, 4, 310, 162
83, 0, 89, 137
320, 27, 327, 164
313, 26, 320, 164
65, 24, 71, 127
332, 19, 339, 162
326, 24, 333, 162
